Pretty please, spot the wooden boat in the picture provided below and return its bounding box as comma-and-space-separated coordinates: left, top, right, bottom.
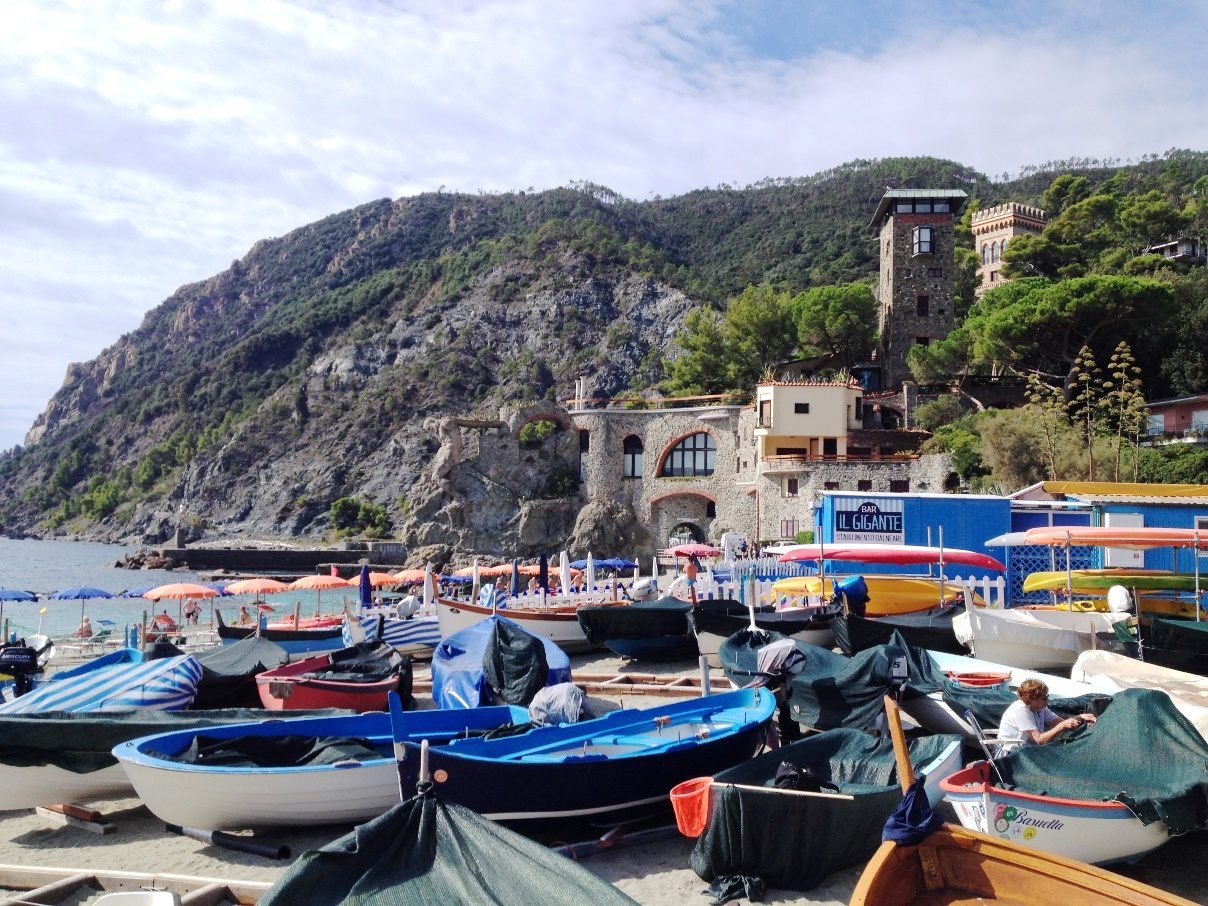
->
850, 823, 1196, 905
0, 707, 329, 812
256, 641, 411, 712
0, 865, 270, 906
1072, 649, 1208, 740
0, 655, 203, 714
400, 687, 776, 822
431, 615, 570, 709
832, 602, 965, 656
952, 606, 1131, 670
688, 598, 835, 668
434, 594, 604, 652
114, 706, 530, 829
576, 597, 697, 661
690, 729, 961, 893
343, 610, 440, 659
940, 689, 1208, 864
215, 609, 343, 657
772, 575, 976, 615
854, 692, 1196, 905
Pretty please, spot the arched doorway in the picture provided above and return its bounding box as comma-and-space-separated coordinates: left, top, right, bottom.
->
668, 521, 705, 546
650, 491, 717, 548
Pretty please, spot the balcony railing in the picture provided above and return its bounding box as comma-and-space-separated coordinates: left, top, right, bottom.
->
760, 452, 917, 471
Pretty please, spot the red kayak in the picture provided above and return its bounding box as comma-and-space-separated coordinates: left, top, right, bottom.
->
256, 641, 412, 712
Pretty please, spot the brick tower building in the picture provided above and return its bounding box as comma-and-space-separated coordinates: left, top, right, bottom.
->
871, 189, 967, 388
970, 202, 1046, 294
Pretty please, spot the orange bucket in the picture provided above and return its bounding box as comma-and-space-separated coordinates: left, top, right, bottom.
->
670, 776, 713, 837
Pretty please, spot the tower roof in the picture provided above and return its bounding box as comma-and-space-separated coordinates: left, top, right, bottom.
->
870, 189, 968, 229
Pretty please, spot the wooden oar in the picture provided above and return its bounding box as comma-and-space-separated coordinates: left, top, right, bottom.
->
883, 694, 914, 795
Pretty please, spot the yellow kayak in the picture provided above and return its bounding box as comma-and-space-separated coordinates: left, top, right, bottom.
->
771, 575, 980, 616
1021, 598, 1202, 618
1023, 569, 1203, 594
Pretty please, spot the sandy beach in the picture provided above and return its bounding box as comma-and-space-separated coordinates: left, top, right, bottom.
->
1, 647, 1206, 904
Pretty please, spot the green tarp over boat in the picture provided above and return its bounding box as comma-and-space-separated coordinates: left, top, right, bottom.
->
260, 782, 637, 906
576, 597, 691, 644
691, 729, 961, 894
999, 687, 1208, 835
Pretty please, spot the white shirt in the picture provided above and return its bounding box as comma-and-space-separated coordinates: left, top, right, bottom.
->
997, 699, 1059, 752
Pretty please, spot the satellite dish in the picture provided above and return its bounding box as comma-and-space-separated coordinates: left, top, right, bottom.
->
1106, 585, 1134, 613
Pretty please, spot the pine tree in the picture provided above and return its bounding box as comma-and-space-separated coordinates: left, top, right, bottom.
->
1066, 345, 1103, 480
1102, 341, 1147, 482
1026, 372, 1068, 481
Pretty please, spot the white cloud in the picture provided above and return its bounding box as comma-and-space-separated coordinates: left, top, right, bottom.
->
0, 0, 1205, 447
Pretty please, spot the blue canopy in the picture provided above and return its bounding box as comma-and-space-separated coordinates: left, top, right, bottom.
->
119, 585, 157, 598
442, 575, 473, 585
48, 586, 114, 600
571, 558, 636, 570
0, 588, 37, 601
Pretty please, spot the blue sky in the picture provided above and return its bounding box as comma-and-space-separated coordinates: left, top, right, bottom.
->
1, 0, 1206, 450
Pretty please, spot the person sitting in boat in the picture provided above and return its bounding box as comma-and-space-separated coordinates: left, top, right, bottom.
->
997, 679, 1096, 752
74, 615, 94, 638
237, 604, 253, 625
526, 576, 540, 595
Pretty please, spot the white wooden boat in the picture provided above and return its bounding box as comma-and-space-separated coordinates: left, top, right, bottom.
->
952, 606, 1131, 670
942, 760, 1170, 864
434, 594, 610, 652
113, 707, 528, 829
1072, 649, 1208, 740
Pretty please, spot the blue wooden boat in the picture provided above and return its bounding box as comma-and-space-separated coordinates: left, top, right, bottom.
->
432, 615, 571, 709
399, 686, 776, 822
576, 597, 698, 661
215, 609, 343, 656
0, 655, 203, 713
114, 705, 530, 829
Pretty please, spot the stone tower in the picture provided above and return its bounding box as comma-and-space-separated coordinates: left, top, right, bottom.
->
872, 189, 967, 388
970, 202, 1046, 294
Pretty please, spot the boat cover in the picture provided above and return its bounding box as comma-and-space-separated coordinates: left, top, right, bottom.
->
832, 606, 965, 657
0, 708, 348, 773
0, 655, 203, 714
196, 635, 288, 677
259, 782, 638, 906
432, 616, 570, 709
1143, 616, 1208, 672
689, 598, 834, 638
954, 607, 1130, 655
691, 729, 961, 895
309, 642, 412, 687
998, 688, 1208, 834
163, 733, 382, 768
576, 597, 691, 644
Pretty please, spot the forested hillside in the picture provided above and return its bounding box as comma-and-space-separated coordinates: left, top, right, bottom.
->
1, 151, 1206, 546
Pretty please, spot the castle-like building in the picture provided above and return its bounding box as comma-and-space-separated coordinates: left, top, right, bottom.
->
970, 203, 1046, 293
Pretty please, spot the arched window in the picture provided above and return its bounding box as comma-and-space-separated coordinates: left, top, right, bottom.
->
622, 435, 644, 479
991, 241, 1000, 263
660, 433, 716, 477
981, 243, 990, 265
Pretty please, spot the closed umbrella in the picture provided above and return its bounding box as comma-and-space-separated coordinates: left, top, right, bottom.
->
470, 560, 481, 605
559, 551, 572, 596
585, 553, 596, 591
359, 564, 372, 609
538, 553, 549, 594
509, 560, 520, 598
422, 566, 435, 611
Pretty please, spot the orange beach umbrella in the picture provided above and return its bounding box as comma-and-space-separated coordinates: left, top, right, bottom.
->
290, 575, 354, 590
144, 583, 219, 600
224, 578, 290, 596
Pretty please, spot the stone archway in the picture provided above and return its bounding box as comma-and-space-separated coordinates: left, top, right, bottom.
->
650, 491, 717, 548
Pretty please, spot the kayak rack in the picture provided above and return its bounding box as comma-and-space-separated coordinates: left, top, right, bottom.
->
0, 865, 271, 905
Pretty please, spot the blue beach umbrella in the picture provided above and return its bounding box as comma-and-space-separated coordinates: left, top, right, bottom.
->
569, 559, 589, 570
509, 560, 520, 598
538, 553, 549, 593
119, 585, 157, 598
0, 589, 37, 602
359, 564, 372, 609
48, 586, 115, 634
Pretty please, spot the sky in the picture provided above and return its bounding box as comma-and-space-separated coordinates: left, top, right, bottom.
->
2, 0, 1206, 450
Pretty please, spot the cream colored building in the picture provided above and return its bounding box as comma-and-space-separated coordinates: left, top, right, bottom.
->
754, 380, 864, 461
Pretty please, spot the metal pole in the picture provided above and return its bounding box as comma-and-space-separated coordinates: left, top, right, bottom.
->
1196, 531, 1202, 623
938, 525, 946, 605
699, 655, 712, 697
1065, 531, 1073, 612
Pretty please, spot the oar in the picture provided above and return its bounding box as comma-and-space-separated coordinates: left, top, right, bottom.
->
882, 694, 914, 795
387, 689, 412, 801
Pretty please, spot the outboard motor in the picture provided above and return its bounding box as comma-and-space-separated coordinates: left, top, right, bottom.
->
0, 640, 44, 697
833, 574, 869, 617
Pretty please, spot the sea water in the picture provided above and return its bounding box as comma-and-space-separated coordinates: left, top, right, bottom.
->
0, 539, 348, 639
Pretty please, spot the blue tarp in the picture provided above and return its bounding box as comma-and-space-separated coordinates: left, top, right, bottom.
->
431, 616, 570, 710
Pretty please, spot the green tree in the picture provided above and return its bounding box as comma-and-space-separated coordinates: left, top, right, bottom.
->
1026, 372, 1069, 481
1101, 341, 1147, 481
1000, 233, 1082, 279
722, 284, 797, 387
1118, 190, 1190, 248
1042, 174, 1090, 218
789, 281, 877, 370
665, 308, 731, 394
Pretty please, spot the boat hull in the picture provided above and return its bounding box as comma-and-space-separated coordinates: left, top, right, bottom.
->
831, 607, 963, 656
403, 688, 776, 822
435, 597, 596, 652
0, 763, 131, 811
256, 662, 404, 713
215, 613, 344, 657
953, 607, 1130, 670
942, 762, 1170, 864
851, 824, 1194, 906
690, 604, 835, 668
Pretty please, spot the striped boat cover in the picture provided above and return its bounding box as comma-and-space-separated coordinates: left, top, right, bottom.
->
0, 655, 203, 713
342, 615, 440, 651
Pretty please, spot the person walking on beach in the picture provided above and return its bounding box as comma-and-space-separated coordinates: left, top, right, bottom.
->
997, 679, 1097, 753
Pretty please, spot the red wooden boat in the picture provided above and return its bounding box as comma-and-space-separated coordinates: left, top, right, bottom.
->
256, 641, 412, 712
